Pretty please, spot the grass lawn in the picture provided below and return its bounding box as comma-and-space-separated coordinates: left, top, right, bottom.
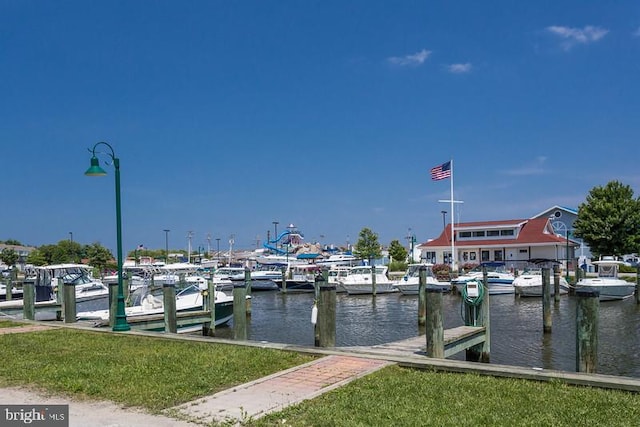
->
254, 365, 640, 426
0, 325, 315, 411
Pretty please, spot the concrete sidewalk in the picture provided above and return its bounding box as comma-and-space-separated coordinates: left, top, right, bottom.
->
170, 354, 394, 425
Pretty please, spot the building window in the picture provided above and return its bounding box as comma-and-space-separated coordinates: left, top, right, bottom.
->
470, 252, 477, 261
473, 231, 486, 237
487, 230, 499, 237
423, 251, 436, 263
459, 231, 471, 238
481, 250, 489, 261
494, 250, 503, 261
500, 229, 514, 236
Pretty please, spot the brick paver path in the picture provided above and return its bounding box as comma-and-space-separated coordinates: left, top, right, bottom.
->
172, 354, 394, 424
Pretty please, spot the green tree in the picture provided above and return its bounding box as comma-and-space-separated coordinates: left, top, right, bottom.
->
2, 239, 22, 246
26, 249, 48, 266
353, 228, 382, 263
388, 239, 408, 263
0, 248, 19, 268
573, 180, 640, 258
86, 243, 114, 276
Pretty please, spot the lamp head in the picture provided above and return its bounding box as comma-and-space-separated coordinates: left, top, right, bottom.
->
85, 156, 107, 176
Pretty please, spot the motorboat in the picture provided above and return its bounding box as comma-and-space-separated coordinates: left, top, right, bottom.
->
513, 267, 570, 297
574, 256, 635, 301
230, 265, 282, 291
77, 284, 234, 333
212, 266, 245, 292
274, 264, 320, 292
24, 264, 110, 303
451, 262, 515, 295
392, 263, 451, 295
338, 265, 396, 295
316, 254, 359, 267
327, 266, 351, 292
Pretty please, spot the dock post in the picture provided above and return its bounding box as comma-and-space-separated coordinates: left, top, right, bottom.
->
425, 288, 444, 358
244, 267, 252, 315
203, 279, 216, 336
163, 283, 177, 333
4, 274, 12, 302
576, 288, 599, 373
63, 278, 77, 323
418, 265, 426, 332
108, 282, 118, 327
553, 264, 561, 303
635, 265, 639, 305
281, 267, 287, 294
22, 278, 35, 321
233, 282, 247, 340
317, 272, 336, 348
54, 277, 63, 321
466, 267, 490, 362
542, 267, 552, 333
371, 264, 377, 297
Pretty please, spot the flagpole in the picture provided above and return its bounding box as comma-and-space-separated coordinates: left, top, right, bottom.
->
450, 159, 455, 272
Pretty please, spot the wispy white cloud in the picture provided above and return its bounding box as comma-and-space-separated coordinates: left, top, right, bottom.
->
447, 63, 472, 74
503, 156, 548, 176
387, 49, 431, 66
546, 25, 608, 50
633, 26, 640, 37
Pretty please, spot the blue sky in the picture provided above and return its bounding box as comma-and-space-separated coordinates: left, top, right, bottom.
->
2, 1, 639, 255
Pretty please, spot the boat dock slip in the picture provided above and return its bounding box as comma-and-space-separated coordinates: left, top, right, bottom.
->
171, 355, 393, 424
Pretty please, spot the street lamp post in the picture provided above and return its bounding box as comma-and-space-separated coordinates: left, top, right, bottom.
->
273, 221, 279, 250
85, 141, 130, 332
163, 229, 170, 264
216, 238, 220, 261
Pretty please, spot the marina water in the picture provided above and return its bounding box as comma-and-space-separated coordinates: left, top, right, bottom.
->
216, 291, 640, 378
77, 290, 640, 378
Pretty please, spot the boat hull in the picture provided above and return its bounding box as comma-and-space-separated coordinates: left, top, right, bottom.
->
340, 283, 397, 295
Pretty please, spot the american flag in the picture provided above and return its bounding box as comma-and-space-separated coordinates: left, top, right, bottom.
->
430, 161, 451, 181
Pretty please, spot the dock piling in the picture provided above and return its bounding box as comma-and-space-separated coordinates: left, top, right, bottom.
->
553, 264, 561, 303
316, 272, 336, 348
22, 279, 35, 320
163, 283, 177, 333
63, 278, 76, 323
202, 279, 216, 336
425, 288, 444, 358
233, 282, 247, 340
418, 265, 426, 331
244, 267, 252, 315
576, 288, 599, 374
542, 267, 551, 333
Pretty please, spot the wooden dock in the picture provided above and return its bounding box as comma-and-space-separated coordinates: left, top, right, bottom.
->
343, 325, 485, 358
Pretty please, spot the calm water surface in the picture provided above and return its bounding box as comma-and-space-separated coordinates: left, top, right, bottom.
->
213, 290, 640, 378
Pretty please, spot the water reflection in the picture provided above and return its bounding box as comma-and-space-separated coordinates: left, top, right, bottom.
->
238, 291, 640, 378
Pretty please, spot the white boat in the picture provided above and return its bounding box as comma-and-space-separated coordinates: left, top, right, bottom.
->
274, 264, 320, 292
77, 284, 234, 333
0, 282, 23, 300
230, 265, 281, 291
338, 265, 396, 295
451, 262, 515, 295
212, 266, 245, 292
513, 267, 570, 297
327, 266, 351, 292
316, 254, 359, 267
392, 263, 451, 295
575, 256, 635, 301
25, 264, 110, 302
